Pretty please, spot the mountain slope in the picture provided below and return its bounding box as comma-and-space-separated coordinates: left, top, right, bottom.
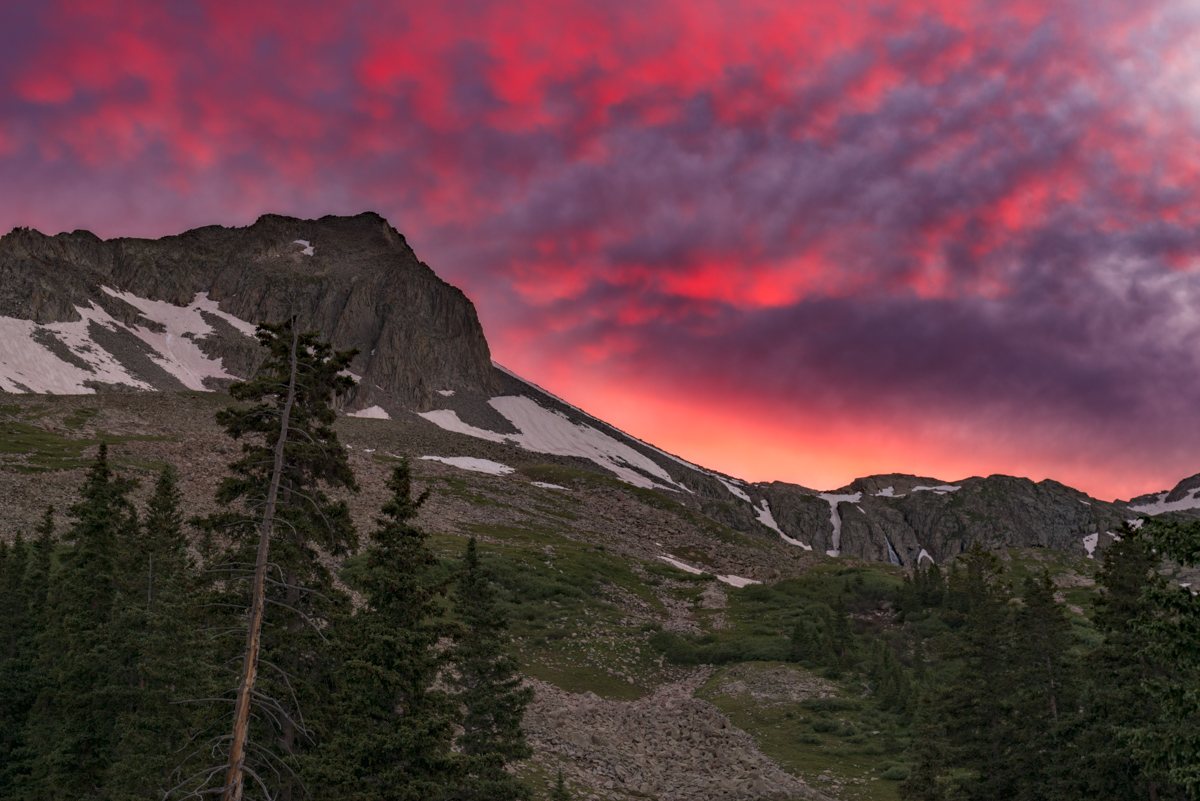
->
0, 212, 1189, 568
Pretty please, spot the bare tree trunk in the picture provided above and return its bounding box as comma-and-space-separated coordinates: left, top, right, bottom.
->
1046, 655, 1058, 722
223, 324, 300, 801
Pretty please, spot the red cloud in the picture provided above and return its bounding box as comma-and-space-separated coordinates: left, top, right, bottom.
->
3, 0, 1200, 499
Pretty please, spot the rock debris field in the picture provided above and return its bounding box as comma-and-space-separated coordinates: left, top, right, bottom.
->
523, 669, 832, 801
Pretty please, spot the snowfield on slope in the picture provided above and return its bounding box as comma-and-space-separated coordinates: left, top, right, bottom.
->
817, 492, 862, 556
420, 455, 515, 475
0, 289, 257, 394
657, 555, 760, 588
348, 405, 390, 419
1129, 489, 1200, 515
419, 396, 686, 491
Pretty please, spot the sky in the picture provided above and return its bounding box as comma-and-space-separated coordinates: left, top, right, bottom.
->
2, 0, 1200, 501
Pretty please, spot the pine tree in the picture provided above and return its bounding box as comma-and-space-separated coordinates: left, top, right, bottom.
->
449, 537, 533, 801
825, 599, 855, 671
192, 319, 360, 800
20, 442, 138, 799
550, 768, 571, 801
899, 695, 946, 801
0, 534, 28, 790
1060, 531, 1175, 800
1, 507, 55, 792
310, 461, 459, 800
1005, 570, 1078, 800
929, 544, 1014, 801
106, 464, 214, 800
1130, 519, 1200, 798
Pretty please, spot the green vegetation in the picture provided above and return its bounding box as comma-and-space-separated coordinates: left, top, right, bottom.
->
0, 414, 173, 473
0, 327, 540, 800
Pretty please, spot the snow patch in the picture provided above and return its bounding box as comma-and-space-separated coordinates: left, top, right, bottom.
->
756, 499, 813, 550
492, 361, 709, 479
718, 477, 751, 503
0, 288, 255, 395
417, 409, 508, 442
912, 484, 961, 495
293, 239, 314, 256
1129, 489, 1200, 516
1082, 533, 1099, 558
1127, 519, 1144, 530
719, 574, 761, 588
817, 492, 862, 556
348, 405, 390, 420
338, 369, 362, 384
754, 499, 782, 534
531, 481, 567, 490
917, 549, 934, 565
420, 455, 514, 475
106, 287, 257, 338
658, 555, 704, 575
656, 555, 760, 588
95, 288, 259, 390
874, 486, 903, 497
0, 305, 153, 393
437, 389, 455, 397
420, 395, 684, 491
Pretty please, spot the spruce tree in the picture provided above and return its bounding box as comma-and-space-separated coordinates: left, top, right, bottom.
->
1, 507, 55, 793
0, 534, 28, 790
21, 443, 138, 799
928, 544, 1013, 801
550, 769, 570, 801
899, 695, 947, 801
192, 318, 359, 800
1130, 519, 1200, 798
310, 460, 459, 800
449, 537, 533, 801
1006, 570, 1078, 800
106, 464, 214, 800
1062, 532, 1174, 800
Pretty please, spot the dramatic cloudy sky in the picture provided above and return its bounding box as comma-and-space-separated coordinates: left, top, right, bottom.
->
3, 0, 1200, 500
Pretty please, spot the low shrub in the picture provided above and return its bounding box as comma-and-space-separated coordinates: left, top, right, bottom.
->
800, 697, 861, 712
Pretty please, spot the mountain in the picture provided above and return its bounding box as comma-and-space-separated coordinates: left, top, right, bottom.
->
0, 212, 1187, 571
0, 212, 496, 407
3, 212, 1199, 800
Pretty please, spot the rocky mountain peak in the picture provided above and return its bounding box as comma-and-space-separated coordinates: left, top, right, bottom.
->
0, 212, 498, 409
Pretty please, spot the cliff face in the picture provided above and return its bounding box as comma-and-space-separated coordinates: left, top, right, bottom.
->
0, 213, 498, 409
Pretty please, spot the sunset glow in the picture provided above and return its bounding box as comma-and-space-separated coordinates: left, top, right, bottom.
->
3, 0, 1200, 500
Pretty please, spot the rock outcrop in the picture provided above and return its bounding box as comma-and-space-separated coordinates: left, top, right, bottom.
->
758, 473, 1129, 564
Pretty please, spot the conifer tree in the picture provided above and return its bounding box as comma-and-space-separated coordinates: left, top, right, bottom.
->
1006, 570, 1078, 799
1130, 519, 1200, 798
0, 507, 55, 793
311, 461, 459, 800
449, 537, 533, 801
899, 696, 947, 801
21, 443, 138, 799
192, 318, 359, 800
928, 544, 1013, 801
0, 534, 28, 790
1061, 531, 1174, 800
106, 464, 214, 800
550, 769, 571, 801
